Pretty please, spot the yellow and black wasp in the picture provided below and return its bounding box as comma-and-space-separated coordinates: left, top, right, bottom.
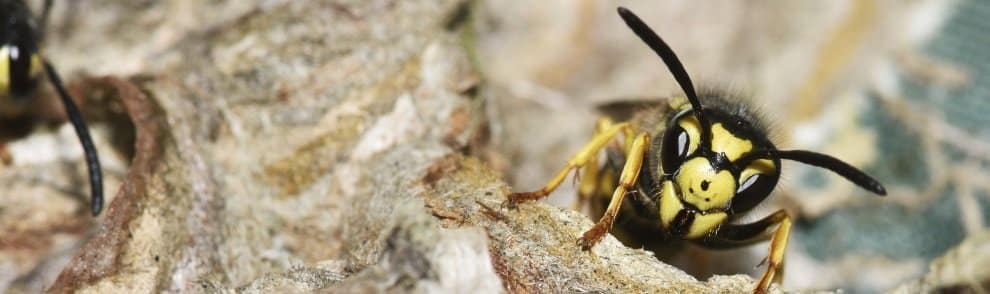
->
1, 0, 103, 215
506, 7, 886, 292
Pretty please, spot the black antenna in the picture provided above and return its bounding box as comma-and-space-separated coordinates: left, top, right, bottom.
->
42, 59, 104, 215
778, 150, 886, 195
617, 7, 708, 130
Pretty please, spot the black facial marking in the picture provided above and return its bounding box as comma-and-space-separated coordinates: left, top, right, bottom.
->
712, 152, 730, 170
670, 209, 695, 238
700, 180, 710, 191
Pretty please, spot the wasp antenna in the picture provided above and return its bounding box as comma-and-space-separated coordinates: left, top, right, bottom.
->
42, 59, 104, 215
617, 7, 705, 122
778, 150, 886, 196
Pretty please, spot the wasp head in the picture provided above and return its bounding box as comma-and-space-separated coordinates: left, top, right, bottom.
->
1, 0, 43, 99
618, 6, 885, 239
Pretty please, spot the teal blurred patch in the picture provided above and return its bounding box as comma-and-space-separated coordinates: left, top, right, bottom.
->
860, 97, 931, 189
798, 168, 829, 190
937, 142, 990, 170
903, 0, 990, 141
796, 187, 966, 261
938, 142, 967, 163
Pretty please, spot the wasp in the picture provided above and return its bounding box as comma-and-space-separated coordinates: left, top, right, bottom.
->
1, 0, 103, 216
506, 7, 886, 293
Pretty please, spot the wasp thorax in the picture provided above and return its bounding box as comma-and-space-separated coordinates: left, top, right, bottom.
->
675, 157, 735, 211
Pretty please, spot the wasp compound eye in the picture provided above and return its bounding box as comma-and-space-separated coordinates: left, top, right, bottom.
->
661, 123, 689, 173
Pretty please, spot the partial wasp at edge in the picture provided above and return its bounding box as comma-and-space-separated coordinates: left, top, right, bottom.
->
1, 0, 103, 216
504, 7, 886, 293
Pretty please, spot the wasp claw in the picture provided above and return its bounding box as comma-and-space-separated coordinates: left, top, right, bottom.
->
578, 223, 608, 251
504, 191, 547, 209
577, 237, 595, 251
578, 236, 600, 251
576, 236, 592, 251
501, 198, 519, 209
503, 192, 529, 209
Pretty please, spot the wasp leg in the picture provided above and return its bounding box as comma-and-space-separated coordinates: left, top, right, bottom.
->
578, 132, 649, 250
621, 122, 636, 152
573, 153, 597, 212
574, 118, 618, 212
507, 122, 631, 206
756, 211, 791, 294
693, 210, 791, 294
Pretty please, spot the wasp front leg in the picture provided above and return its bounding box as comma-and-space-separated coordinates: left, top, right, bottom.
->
755, 212, 791, 294
578, 132, 649, 250
693, 210, 791, 293
506, 121, 631, 206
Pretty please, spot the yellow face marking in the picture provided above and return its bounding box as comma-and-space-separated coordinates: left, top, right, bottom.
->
710, 123, 753, 162
675, 157, 735, 211
739, 159, 776, 190
676, 115, 701, 157
0, 46, 10, 94
659, 180, 681, 230
686, 211, 727, 239
660, 179, 730, 239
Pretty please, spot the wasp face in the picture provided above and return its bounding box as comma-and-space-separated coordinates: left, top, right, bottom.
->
658, 100, 781, 239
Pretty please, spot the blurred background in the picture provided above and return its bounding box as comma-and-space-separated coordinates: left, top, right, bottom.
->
477, 0, 987, 292
0, 0, 986, 292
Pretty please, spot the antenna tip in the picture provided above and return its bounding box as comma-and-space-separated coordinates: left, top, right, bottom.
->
617, 6, 633, 18
91, 198, 103, 216
871, 182, 887, 196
